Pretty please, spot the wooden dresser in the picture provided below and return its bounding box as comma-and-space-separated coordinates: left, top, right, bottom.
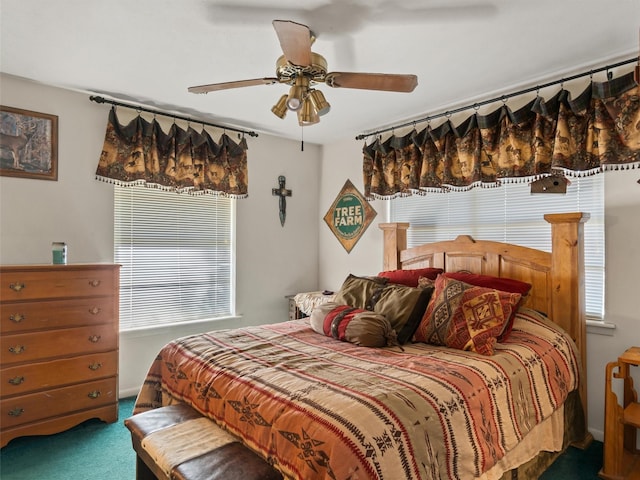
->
0, 264, 120, 447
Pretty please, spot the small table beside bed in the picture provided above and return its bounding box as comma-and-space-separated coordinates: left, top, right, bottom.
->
130, 211, 592, 480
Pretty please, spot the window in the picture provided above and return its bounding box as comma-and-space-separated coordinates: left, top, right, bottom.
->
390, 175, 604, 319
114, 186, 235, 331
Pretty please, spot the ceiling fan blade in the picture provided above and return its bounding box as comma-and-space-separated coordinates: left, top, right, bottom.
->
272, 19, 312, 67
188, 78, 279, 94
325, 72, 418, 92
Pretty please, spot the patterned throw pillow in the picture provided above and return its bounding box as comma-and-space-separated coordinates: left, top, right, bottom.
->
417, 276, 436, 289
309, 302, 397, 347
442, 272, 531, 342
414, 276, 521, 355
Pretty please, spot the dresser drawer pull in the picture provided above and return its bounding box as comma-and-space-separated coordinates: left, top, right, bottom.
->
88, 362, 102, 371
9, 313, 25, 323
9, 345, 25, 355
88, 335, 101, 343
8, 407, 24, 417
8, 376, 25, 385
88, 307, 102, 315
9, 282, 25, 292
88, 280, 101, 287
88, 390, 101, 399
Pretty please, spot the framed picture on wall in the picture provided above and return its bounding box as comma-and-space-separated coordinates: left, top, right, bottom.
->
0, 105, 58, 180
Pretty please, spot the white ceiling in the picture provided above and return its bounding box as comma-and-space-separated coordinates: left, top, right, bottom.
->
1, 0, 638, 145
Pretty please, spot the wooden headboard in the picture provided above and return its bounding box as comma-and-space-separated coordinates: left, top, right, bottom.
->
380, 212, 591, 444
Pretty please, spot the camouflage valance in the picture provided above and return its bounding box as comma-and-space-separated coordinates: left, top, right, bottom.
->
96, 108, 248, 197
363, 71, 640, 199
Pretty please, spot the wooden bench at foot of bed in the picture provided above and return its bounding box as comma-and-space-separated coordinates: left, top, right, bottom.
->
124, 404, 283, 480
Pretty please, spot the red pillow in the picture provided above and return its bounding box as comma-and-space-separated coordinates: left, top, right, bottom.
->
442, 272, 532, 295
442, 272, 531, 341
378, 267, 443, 287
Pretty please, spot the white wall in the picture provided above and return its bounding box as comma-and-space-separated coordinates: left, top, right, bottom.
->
318, 137, 386, 288
589, 170, 640, 440
3, 72, 639, 442
0, 74, 322, 397
318, 134, 640, 443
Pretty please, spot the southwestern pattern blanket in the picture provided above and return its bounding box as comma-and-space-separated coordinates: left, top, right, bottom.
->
134, 308, 580, 480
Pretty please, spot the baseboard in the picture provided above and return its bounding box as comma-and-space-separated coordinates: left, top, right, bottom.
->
589, 427, 604, 443
119, 387, 140, 399
572, 431, 594, 450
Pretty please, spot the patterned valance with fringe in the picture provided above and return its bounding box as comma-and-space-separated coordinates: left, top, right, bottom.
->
96, 108, 248, 197
363, 71, 640, 199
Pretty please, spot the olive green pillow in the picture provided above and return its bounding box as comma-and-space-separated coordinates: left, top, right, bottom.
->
333, 274, 388, 310
372, 283, 434, 344
333, 274, 434, 344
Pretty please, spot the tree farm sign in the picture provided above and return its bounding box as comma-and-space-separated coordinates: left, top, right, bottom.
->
323, 179, 377, 253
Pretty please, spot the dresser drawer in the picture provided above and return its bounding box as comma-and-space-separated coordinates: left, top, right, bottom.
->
1, 324, 117, 365
0, 377, 117, 429
1, 266, 116, 302
0, 297, 115, 334
1, 350, 118, 397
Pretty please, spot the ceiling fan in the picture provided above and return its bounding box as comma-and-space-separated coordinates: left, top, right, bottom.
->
188, 19, 418, 126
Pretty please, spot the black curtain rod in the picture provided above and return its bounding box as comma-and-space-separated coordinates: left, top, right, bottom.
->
356, 56, 639, 141
89, 95, 259, 137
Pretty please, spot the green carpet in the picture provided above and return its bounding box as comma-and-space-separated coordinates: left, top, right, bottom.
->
1, 397, 603, 479
0, 397, 136, 480
540, 440, 604, 479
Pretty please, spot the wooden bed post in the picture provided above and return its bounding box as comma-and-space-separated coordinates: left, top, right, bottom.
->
379, 223, 409, 271
544, 211, 591, 447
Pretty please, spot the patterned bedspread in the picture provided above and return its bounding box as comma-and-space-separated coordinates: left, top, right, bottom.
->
134, 308, 580, 480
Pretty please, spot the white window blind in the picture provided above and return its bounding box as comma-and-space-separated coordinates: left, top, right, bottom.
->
390, 176, 604, 319
114, 186, 234, 331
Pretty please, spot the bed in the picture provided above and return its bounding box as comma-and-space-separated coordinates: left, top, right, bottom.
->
134, 211, 592, 480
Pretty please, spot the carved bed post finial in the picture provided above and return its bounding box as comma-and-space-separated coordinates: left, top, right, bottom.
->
379, 223, 409, 271
544, 211, 591, 446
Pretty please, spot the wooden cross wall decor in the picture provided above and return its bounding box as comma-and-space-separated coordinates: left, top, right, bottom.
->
272, 175, 292, 226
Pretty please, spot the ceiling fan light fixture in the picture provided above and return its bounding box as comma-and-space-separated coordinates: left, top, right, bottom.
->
308, 89, 330, 116
188, 20, 419, 126
286, 91, 303, 111
271, 94, 288, 118
286, 76, 309, 111
297, 98, 319, 126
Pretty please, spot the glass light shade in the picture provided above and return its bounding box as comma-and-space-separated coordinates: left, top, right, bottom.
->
286, 76, 309, 111
297, 98, 320, 126
286, 86, 304, 111
308, 89, 331, 116
271, 94, 288, 119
